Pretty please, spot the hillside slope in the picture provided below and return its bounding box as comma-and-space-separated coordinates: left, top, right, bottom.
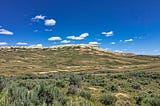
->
0, 44, 160, 75
0, 44, 160, 106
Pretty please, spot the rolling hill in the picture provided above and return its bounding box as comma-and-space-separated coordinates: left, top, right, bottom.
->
0, 44, 160, 75
0, 44, 160, 106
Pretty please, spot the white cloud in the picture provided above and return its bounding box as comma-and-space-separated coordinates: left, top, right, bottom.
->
111, 42, 116, 45
67, 33, 89, 40
124, 39, 133, 42
16, 42, 28, 45
102, 31, 114, 37
115, 50, 123, 53
89, 41, 100, 45
48, 36, 62, 41
67, 36, 83, 40
0, 29, 13, 35
0, 42, 7, 45
61, 40, 71, 43
80, 33, 89, 38
30, 44, 43, 47
45, 29, 53, 32
32, 15, 46, 21
45, 19, 56, 26
36, 44, 43, 47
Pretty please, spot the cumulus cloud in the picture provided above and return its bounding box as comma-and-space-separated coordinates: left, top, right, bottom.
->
111, 42, 116, 45
61, 40, 71, 43
0, 29, 13, 35
48, 36, 62, 41
36, 44, 43, 47
102, 31, 114, 37
89, 41, 100, 45
124, 39, 133, 42
0, 42, 7, 45
30, 44, 43, 47
115, 50, 123, 53
16, 42, 28, 45
45, 19, 56, 26
67, 33, 89, 40
67, 36, 83, 40
32, 15, 46, 21
80, 33, 89, 38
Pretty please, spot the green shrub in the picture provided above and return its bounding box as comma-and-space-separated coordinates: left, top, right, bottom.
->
89, 76, 106, 87
112, 74, 127, 80
138, 79, 150, 85
67, 85, 78, 94
135, 93, 160, 106
132, 83, 141, 90
5, 82, 40, 106
115, 100, 131, 106
0, 76, 6, 92
56, 80, 66, 88
69, 74, 81, 88
38, 87, 54, 105
99, 94, 117, 105
141, 96, 160, 106
19, 80, 36, 90
105, 83, 118, 92
135, 92, 148, 105
79, 90, 91, 100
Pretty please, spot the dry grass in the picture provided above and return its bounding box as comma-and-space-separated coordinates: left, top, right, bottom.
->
0, 45, 160, 75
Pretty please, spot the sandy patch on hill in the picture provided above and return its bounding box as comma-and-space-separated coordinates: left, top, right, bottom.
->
115, 93, 129, 98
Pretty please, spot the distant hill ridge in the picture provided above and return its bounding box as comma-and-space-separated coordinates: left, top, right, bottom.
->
0, 44, 160, 75
0, 44, 134, 55
0, 44, 100, 49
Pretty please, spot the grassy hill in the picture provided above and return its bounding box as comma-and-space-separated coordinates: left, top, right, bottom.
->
0, 44, 160, 106
0, 44, 160, 75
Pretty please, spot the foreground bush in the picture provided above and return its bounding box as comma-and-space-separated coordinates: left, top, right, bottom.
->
99, 94, 117, 105
69, 74, 81, 88
135, 93, 160, 106
0, 71, 160, 106
1, 80, 67, 106
79, 90, 91, 100
67, 85, 78, 94
0, 76, 6, 92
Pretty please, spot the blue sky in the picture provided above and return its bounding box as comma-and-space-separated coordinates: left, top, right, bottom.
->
0, 0, 160, 55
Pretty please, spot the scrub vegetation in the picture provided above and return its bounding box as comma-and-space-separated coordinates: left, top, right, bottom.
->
0, 45, 160, 106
